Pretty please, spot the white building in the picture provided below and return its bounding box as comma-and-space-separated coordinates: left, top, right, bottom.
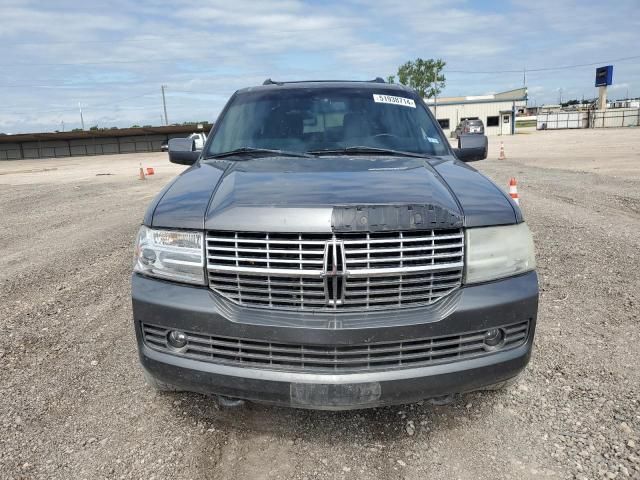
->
425, 88, 527, 136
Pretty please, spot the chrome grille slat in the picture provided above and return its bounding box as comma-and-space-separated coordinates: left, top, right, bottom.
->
213, 285, 326, 297
346, 263, 463, 277
347, 273, 461, 287
219, 293, 328, 305
347, 243, 464, 254
346, 252, 463, 264
208, 237, 329, 245
341, 233, 463, 244
208, 255, 325, 265
345, 281, 461, 296
206, 229, 464, 311
210, 246, 325, 255
142, 320, 530, 373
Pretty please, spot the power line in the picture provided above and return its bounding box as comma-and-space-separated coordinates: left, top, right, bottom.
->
444, 55, 640, 74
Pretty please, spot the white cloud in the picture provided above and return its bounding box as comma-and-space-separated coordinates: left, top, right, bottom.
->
0, 0, 638, 132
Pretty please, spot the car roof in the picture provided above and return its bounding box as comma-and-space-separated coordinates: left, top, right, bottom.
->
236, 80, 415, 95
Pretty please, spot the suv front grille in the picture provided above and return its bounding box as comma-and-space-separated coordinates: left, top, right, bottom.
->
206, 229, 464, 311
142, 321, 529, 373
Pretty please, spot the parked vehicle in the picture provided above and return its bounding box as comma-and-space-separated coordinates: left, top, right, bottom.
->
132, 79, 537, 410
161, 133, 207, 153
188, 132, 207, 150
454, 118, 485, 138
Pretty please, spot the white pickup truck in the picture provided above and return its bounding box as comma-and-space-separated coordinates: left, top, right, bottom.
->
188, 132, 207, 150
161, 132, 207, 152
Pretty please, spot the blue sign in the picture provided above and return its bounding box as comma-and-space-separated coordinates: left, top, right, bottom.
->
595, 65, 613, 87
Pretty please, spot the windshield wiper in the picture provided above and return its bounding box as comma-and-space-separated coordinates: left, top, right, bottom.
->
307, 146, 434, 159
204, 147, 314, 160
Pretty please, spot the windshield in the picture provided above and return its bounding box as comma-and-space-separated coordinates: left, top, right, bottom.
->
206, 87, 449, 157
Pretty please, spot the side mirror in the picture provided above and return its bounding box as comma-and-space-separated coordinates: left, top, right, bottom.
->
453, 134, 488, 162
168, 138, 200, 165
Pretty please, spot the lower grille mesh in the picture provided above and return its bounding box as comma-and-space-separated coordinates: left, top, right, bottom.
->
142, 321, 529, 373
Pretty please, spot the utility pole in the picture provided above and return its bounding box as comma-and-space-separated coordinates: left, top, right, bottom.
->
61, 120, 65, 132
523, 67, 526, 87
78, 102, 85, 130
161, 85, 168, 126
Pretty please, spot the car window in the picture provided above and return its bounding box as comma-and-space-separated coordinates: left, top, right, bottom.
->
207, 87, 449, 156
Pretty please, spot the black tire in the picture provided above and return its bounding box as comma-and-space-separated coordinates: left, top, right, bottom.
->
143, 370, 180, 392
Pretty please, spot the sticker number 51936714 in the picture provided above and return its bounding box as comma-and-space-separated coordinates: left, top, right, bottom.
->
372, 94, 416, 108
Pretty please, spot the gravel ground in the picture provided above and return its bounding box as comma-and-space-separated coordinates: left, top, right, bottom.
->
1, 129, 639, 480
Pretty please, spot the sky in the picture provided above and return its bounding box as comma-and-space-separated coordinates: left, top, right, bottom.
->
1, 0, 639, 133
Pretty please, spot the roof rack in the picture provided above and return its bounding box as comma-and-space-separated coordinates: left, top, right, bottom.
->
262, 78, 386, 86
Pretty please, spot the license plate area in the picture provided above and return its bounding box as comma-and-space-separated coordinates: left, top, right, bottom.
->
290, 382, 381, 408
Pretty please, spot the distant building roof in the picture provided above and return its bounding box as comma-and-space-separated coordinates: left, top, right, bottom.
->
425, 88, 527, 106
0, 124, 213, 145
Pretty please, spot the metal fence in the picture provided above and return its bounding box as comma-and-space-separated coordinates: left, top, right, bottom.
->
589, 109, 640, 128
536, 108, 640, 130
0, 135, 168, 160
536, 112, 588, 130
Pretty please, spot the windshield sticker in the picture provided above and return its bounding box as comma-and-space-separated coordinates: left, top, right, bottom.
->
427, 137, 440, 144
373, 94, 416, 108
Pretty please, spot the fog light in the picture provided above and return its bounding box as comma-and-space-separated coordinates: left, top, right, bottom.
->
484, 328, 505, 348
140, 248, 156, 265
167, 330, 188, 349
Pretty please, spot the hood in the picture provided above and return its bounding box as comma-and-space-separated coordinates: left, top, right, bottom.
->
430, 159, 521, 226
149, 156, 518, 231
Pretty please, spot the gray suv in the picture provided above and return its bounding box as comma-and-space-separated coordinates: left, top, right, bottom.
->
132, 79, 537, 410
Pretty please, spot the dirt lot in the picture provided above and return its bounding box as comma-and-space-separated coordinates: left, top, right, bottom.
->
1, 128, 639, 480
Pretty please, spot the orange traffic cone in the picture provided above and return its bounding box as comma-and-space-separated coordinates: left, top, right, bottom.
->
509, 177, 519, 205
146, 167, 155, 175
138, 164, 146, 180
499, 142, 506, 160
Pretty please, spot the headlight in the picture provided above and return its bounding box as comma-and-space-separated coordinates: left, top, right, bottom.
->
465, 223, 535, 284
134, 226, 205, 285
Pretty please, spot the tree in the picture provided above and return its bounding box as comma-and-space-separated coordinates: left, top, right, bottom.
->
561, 99, 580, 107
396, 58, 446, 99
386, 75, 395, 84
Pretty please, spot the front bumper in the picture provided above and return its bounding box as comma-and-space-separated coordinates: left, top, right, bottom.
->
132, 271, 538, 409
